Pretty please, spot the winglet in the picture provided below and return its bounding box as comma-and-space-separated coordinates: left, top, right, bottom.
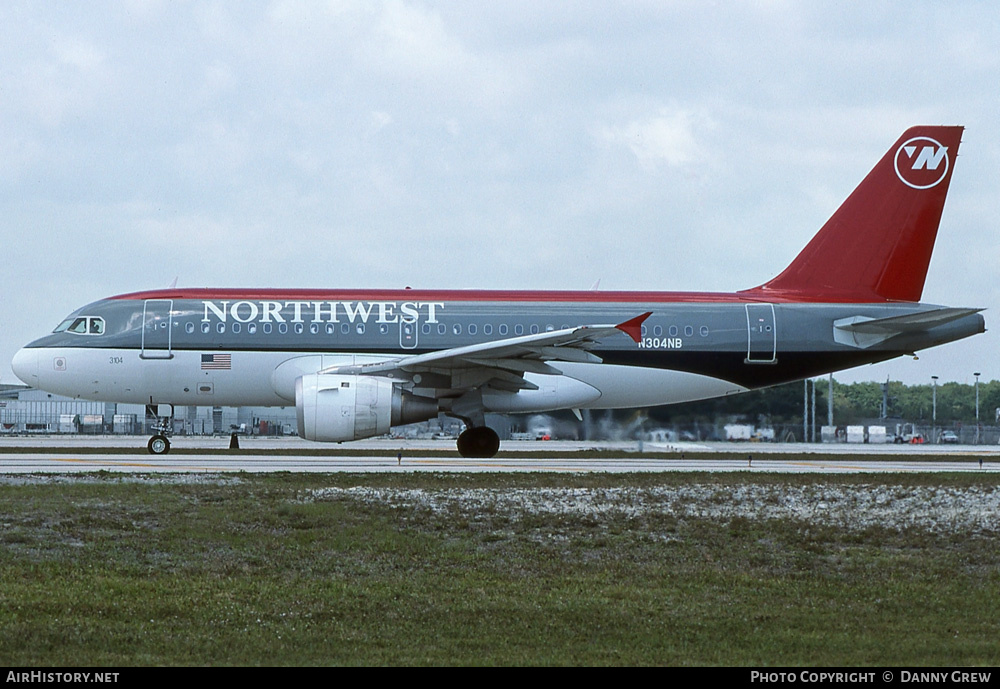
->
616, 312, 651, 343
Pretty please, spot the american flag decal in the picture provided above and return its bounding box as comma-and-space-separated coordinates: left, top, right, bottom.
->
201, 354, 232, 370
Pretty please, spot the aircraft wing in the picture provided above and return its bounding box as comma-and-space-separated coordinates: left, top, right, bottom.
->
320, 312, 650, 392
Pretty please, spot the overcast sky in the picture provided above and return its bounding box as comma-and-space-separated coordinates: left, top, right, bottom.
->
3, 1, 998, 387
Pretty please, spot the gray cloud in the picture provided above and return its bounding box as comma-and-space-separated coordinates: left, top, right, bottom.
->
2, 1, 998, 386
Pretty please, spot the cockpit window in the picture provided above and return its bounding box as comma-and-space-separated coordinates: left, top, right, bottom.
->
53, 317, 105, 336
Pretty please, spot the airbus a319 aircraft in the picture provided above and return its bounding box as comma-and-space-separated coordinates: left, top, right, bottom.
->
12, 126, 985, 457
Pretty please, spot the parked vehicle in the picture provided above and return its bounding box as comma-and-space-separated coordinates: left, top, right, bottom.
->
894, 423, 923, 444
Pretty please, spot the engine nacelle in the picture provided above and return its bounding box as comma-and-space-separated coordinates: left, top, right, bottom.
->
482, 373, 601, 413
296, 374, 438, 442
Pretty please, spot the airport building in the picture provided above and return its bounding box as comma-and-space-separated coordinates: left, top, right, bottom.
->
3, 384, 994, 445
0, 385, 299, 437
0, 384, 472, 439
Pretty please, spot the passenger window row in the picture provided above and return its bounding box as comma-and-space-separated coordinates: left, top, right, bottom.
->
176, 320, 710, 338
641, 324, 710, 337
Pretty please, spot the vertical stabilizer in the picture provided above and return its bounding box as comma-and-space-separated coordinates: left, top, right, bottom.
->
752, 126, 963, 302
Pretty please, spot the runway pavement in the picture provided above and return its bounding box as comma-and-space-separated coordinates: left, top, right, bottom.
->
1, 435, 998, 473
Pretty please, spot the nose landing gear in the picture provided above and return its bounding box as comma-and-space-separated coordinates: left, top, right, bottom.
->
146, 403, 173, 455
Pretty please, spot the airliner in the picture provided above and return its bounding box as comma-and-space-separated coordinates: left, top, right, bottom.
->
11, 126, 985, 457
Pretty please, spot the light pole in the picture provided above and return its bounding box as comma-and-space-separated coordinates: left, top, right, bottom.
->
932, 375, 939, 443
974, 372, 981, 445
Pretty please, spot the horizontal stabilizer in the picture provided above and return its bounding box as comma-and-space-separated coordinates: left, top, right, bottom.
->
834, 307, 983, 348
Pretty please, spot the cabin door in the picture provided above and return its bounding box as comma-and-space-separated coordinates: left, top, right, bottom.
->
141, 299, 174, 359
745, 303, 776, 364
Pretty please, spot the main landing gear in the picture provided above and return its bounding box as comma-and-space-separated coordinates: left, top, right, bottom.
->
148, 434, 171, 455
456, 425, 500, 458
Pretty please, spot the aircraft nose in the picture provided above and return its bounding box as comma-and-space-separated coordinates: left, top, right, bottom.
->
11, 348, 39, 386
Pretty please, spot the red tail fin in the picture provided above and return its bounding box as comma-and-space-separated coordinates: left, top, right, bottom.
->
750, 126, 963, 302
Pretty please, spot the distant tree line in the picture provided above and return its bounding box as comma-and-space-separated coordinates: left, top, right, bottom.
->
644, 378, 1000, 428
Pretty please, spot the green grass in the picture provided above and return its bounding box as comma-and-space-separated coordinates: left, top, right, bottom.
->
1, 472, 998, 665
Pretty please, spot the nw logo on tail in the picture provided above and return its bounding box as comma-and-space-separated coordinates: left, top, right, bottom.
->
894, 136, 949, 189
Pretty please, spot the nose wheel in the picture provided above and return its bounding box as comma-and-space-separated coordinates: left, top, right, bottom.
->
147, 434, 171, 455
145, 404, 174, 455
456, 426, 500, 458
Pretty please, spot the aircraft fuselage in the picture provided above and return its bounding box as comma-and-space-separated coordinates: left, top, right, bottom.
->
13, 289, 984, 411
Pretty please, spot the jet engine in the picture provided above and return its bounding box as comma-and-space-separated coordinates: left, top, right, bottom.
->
295, 374, 439, 442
